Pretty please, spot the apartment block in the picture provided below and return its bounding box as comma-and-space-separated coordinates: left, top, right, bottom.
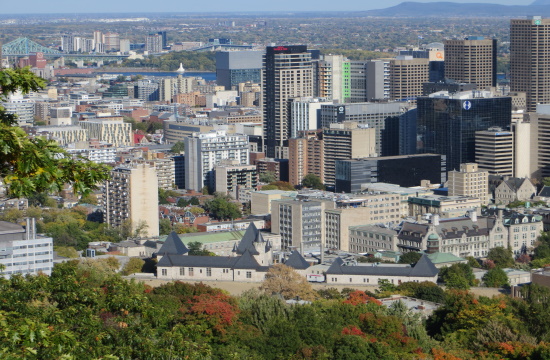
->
288, 130, 324, 187
214, 162, 258, 199
79, 119, 132, 146
447, 163, 489, 205
102, 164, 159, 237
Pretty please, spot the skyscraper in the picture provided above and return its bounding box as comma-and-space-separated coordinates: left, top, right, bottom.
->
417, 90, 511, 172
389, 56, 429, 101
510, 16, 550, 112
444, 37, 497, 89
262, 45, 313, 159
216, 51, 263, 90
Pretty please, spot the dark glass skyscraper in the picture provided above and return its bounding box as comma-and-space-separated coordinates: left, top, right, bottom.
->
262, 45, 313, 158
417, 91, 511, 172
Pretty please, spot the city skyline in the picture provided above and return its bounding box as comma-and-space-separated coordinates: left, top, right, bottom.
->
2, 0, 528, 15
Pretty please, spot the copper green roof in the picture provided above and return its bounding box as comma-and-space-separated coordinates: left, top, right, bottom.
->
426, 252, 465, 264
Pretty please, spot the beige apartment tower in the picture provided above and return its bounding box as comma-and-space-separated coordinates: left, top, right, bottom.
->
510, 17, 550, 112
262, 46, 313, 159
288, 130, 324, 186
444, 37, 497, 89
103, 164, 159, 237
447, 163, 489, 205
389, 56, 429, 101
475, 127, 514, 176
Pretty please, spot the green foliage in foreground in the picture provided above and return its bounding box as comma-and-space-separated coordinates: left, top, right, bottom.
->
2, 261, 550, 359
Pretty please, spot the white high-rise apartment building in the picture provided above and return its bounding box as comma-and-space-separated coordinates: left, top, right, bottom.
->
184, 130, 249, 192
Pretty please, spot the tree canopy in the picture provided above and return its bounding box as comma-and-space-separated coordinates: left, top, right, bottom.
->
301, 173, 325, 190
1, 68, 111, 199
440, 263, 476, 290
487, 246, 515, 268
398, 252, 422, 264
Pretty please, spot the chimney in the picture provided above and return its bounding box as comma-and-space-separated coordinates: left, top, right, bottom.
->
432, 214, 440, 226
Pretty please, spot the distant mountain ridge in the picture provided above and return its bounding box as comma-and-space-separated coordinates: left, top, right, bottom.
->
364, 1, 550, 17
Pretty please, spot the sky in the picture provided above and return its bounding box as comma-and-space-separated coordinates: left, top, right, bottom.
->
1, 0, 532, 14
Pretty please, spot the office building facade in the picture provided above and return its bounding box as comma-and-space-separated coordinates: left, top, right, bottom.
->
475, 128, 514, 176
335, 154, 446, 193
322, 122, 376, 187
444, 37, 497, 88
216, 51, 263, 90
417, 90, 512, 171
389, 56, 429, 101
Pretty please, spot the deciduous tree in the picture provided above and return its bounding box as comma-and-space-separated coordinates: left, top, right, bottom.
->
260, 264, 317, 301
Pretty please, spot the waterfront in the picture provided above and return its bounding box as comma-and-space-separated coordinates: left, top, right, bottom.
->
96, 71, 216, 81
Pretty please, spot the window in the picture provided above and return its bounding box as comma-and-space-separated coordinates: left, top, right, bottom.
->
180, 267, 185, 276
189, 268, 194, 276
161, 269, 167, 276
246, 271, 252, 279
207, 268, 212, 277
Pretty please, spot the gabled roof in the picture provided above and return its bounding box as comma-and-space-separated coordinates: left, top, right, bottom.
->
284, 251, 310, 270
325, 256, 438, 277
409, 254, 439, 277
235, 223, 263, 255
502, 177, 532, 192
157, 231, 189, 256
326, 258, 345, 274
539, 186, 550, 198
232, 249, 261, 269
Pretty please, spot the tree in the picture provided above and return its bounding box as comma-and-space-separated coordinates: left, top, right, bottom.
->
259, 171, 277, 183
1, 68, 111, 199
159, 218, 172, 235
268, 181, 295, 191
483, 268, 509, 288
204, 194, 242, 220
170, 141, 185, 153
534, 242, 550, 260
398, 252, 422, 264
187, 241, 213, 256
301, 174, 325, 190
189, 197, 200, 206
177, 198, 190, 208
78, 193, 97, 205
260, 264, 317, 301
466, 256, 480, 268
121, 258, 145, 275
54, 246, 79, 258
487, 246, 515, 268
440, 263, 475, 290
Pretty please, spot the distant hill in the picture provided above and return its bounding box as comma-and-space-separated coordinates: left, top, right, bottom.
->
363, 2, 550, 17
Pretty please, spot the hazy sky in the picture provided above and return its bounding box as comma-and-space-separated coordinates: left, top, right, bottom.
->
2, 0, 532, 14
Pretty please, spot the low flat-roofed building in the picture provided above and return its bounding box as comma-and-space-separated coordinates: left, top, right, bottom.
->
0, 219, 53, 278
408, 195, 481, 218
250, 190, 297, 215
349, 224, 399, 255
